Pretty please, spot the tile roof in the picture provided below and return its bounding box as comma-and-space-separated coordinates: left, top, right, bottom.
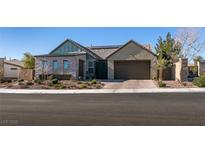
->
35, 51, 86, 57
88, 43, 154, 59
88, 45, 121, 60
4, 59, 24, 67
34, 39, 154, 60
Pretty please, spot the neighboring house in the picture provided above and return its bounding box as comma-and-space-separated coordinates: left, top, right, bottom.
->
2, 59, 24, 79
0, 58, 4, 80
35, 39, 157, 80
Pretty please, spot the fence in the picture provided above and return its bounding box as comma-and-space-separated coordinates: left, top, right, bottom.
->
19, 69, 34, 80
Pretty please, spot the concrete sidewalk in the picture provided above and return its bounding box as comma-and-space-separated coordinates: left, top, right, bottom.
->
0, 88, 205, 94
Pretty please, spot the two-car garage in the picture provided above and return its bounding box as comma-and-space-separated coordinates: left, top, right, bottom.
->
114, 60, 150, 80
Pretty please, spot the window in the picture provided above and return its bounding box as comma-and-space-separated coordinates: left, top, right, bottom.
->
52, 60, 58, 70
88, 61, 94, 67
42, 60, 48, 70
88, 61, 94, 74
63, 60, 70, 70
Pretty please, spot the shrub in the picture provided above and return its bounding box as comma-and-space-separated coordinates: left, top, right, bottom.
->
18, 82, 25, 86
158, 81, 166, 87
7, 80, 12, 83
48, 82, 53, 87
182, 82, 187, 86
60, 85, 67, 89
67, 74, 73, 80
96, 85, 102, 89
34, 79, 43, 84
52, 78, 59, 84
54, 84, 61, 89
48, 75, 54, 80
26, 81, 34, 86
79, 83, 87, 89
18, 79, 24, 82
193, 76, 205, 87
77, 81, 82, 84
91, 79, 97, 84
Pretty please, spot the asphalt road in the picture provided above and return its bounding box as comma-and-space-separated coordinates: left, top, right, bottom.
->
1, 93, 205, 126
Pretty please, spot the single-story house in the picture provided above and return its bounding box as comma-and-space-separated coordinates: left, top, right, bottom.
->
0, 58, 24, 80
34, 39, 157, 80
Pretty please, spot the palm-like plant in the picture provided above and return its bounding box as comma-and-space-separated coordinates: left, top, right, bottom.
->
22, 52, 35, 69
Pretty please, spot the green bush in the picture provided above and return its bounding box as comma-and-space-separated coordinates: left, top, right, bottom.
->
79, 83, 87, 89
158, 81, 166, 87
91, 79, 97, 84
34, 79, 43, 84
54, 84, 61, 89
52, 78, 59, 84
193, 76, 205, 87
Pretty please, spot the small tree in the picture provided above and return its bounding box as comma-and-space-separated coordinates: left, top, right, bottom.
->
155, 32, 181, 81
193, 55, 203, 65
175, 28, 205, 62
22, 52, 35, 69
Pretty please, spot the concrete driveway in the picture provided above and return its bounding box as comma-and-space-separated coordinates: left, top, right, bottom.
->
103, 80, 157, 89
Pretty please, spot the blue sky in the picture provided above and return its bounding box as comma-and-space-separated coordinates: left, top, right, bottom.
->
0, 27, 204, 60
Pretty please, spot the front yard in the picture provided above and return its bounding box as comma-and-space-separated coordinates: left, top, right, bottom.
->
154, 80, 197, 88
0, 77, 204, 89
0, 79, 104, 89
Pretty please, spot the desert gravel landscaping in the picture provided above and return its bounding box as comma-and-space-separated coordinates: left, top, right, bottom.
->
0, 79, 104, 89
154, 80, 197, 88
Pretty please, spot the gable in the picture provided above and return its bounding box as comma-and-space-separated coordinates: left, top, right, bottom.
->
107, 41, 156, 61
49, 40, 83, 55
48, 39, 102, 60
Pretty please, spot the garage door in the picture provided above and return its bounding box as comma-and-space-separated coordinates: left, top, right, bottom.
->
114, 60, 150, 80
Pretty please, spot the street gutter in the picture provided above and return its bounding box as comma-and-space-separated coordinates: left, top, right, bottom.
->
0, 88, 205, 94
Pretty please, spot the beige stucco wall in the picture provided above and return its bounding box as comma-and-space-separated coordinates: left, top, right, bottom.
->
0, 58, 4, 80
175, 60, 181, 81
197, 61, 205, 76
174, 58, 188, 82
35, 54, 86, 79
107, 42, 157, 80
19, 69, 33, 81
4, 63, 22, 79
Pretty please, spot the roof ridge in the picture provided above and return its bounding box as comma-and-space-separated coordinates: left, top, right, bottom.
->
88, 45, 122, 48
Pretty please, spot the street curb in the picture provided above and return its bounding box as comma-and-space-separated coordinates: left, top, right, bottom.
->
0, 88, 205, 94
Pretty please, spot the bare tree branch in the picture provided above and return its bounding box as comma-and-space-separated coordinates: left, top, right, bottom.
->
175, 28, 205, 62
